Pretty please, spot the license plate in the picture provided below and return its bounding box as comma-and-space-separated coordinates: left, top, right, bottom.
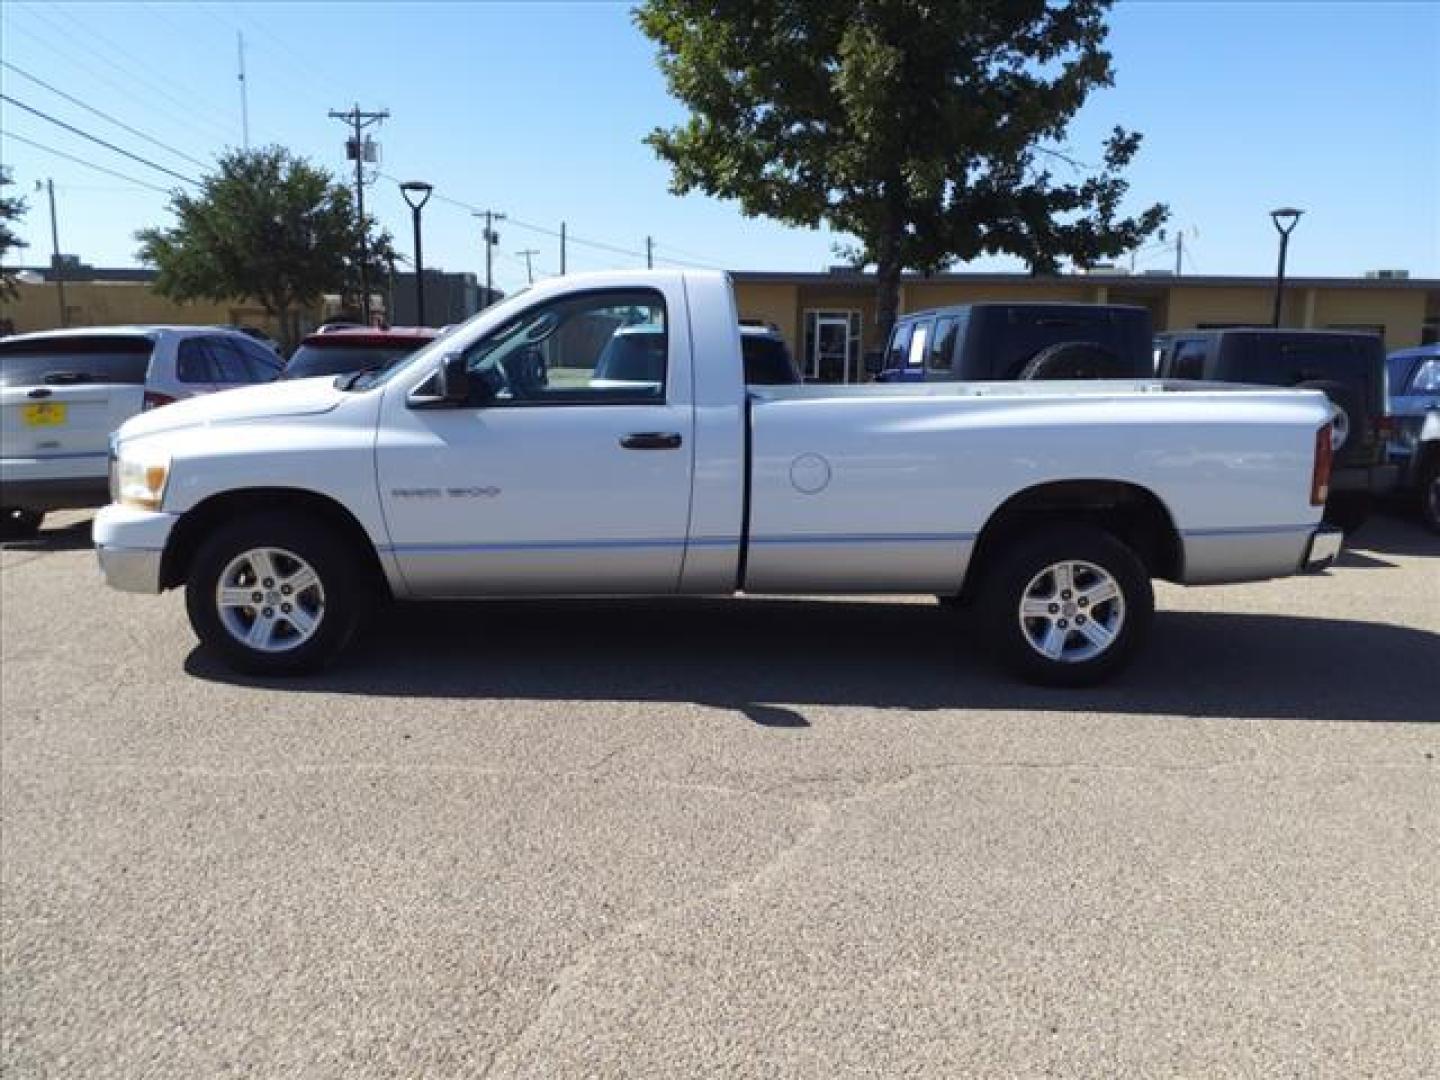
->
22, 402, 68, 426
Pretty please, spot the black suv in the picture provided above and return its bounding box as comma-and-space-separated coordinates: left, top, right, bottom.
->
874, 302, 1153, 382
1155, 329, 1398, 530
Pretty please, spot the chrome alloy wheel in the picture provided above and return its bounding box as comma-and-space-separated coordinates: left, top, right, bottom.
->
216, 547, 325, 653
1018, 559, 1126, 664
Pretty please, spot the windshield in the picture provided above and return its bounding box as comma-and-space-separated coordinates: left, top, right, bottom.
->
284, 343, 420, 380
0, 336, 154, 387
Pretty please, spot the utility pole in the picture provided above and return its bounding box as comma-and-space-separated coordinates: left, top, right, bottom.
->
518, 248, 539, 285
646, 235, 654, 269
473, 209, 506, 308
41, 179, 66, 328
236, 32, 249, 150
1174, 230, 1183, 276
327, 103, 389, 322
560, 221, 566, 275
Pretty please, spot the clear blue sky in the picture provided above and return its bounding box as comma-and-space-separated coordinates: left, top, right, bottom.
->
2, 1, 1437, 296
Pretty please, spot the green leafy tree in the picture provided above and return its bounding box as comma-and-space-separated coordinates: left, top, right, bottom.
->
1, 166, 29, 301
136, 147, 392, 348
636, 0, 1168, 340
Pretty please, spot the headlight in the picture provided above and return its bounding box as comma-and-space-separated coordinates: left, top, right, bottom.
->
114, 448, 171, 510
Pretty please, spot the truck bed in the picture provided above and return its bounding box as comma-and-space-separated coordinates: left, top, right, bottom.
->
742, 380, 1331, 592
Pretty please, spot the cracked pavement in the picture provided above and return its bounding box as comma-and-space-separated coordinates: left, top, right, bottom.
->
2, 511, 1438, 1077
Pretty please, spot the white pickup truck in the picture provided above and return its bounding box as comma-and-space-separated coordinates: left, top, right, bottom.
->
95, 270, 1341, 685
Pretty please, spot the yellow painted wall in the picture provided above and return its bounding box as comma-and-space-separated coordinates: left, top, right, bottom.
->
903, 280, 1095, 311
0, 282, 317, 340
1310, 289, 1427, 349
1164, 287, 1276, 333
733, 282, 799, 349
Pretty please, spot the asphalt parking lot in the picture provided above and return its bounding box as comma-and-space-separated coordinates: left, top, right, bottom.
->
2, 510, 1437, 1078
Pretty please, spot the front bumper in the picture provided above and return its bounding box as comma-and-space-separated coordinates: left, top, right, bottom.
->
93, 504, 177, 594
1302, 526, 1344, 573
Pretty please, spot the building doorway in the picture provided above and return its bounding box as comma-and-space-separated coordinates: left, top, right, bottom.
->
803, 310, 861, 382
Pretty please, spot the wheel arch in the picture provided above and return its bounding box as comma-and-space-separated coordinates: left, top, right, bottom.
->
961, 479, 1183, 599
160, 487, 391, 596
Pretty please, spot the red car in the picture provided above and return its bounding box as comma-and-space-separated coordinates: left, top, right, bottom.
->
282, 327, 440, 381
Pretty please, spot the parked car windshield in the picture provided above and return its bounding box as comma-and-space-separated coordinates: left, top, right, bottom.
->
0, 336, 154, 387
284, 343, 421, 380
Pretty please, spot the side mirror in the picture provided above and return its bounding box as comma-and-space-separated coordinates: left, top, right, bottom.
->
436, 352, 470, 404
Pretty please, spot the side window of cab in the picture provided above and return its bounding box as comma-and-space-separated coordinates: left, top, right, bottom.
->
884, 322, 913, 372
459, 289, 668, 405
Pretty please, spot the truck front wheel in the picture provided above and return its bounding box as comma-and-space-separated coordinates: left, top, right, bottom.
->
977, 525, 1153, 687
185, 511, 370, 675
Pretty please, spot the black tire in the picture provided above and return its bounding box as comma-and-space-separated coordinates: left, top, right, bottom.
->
1322, 492, 1372, 536
1018, 341, 1133, 380
185, 510, 371, 675
977, 525, 1154, 687
1, 507, 43, 541
1420, 457, 1440, 535
1295, 379, 1364, 459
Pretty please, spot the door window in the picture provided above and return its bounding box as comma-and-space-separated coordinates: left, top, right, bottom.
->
176, 339, 215, 383
1170, 340, 1208, 380
906, 321, 932, 367
462, 289, 667, 404
1409, 358, 1440, 394
234, 337, 283, 381
205, 338, 254, 384
884, 323, 913, 372
928, 317, 959, 373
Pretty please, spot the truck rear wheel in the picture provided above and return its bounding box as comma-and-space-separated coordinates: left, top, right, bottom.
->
185, 511, 370, 675
977, 525, 1153, 687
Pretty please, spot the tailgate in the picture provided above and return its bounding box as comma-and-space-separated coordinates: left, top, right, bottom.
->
0, 334, 154, 472
1, 384, 143, 463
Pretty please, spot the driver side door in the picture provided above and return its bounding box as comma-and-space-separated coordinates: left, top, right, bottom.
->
375, 285, 696, 597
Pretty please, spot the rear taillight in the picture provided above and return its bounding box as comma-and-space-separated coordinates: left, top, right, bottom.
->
1311, 424, 1333, 506
142, 391, 176, 411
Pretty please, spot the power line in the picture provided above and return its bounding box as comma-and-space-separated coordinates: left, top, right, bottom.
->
0, 18, 228, 149
0, 59, 211, 171
652, 240, 728, 269
0, 129, 172, 194
17, 1, 236, 140
374, 172, 730, 272
0, 94, 198, 186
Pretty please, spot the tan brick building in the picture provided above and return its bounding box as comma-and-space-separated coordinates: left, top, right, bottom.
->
734, 271, 1440, 383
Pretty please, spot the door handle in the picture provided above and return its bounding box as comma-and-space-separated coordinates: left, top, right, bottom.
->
620, 432, 683, 450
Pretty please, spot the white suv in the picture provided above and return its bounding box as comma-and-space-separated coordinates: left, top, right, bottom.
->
1, 326, 282, 538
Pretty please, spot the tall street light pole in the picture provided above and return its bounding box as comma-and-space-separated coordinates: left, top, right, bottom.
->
399, 180, 434, 326
1270, 207, 1303, 328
